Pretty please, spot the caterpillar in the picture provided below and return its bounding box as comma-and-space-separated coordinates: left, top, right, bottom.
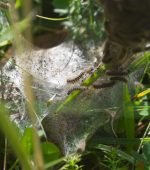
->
67, 71, 85, 84
106, 69, 128, 76
93, 81, 115, 89
110, 76, 128, 83
67, 86, 87, 95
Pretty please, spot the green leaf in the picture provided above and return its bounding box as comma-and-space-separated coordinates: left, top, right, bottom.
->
41, 141, 61, 164
21, 128, 33, 158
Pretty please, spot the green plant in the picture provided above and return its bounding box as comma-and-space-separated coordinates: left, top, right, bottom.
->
60, 154, 83, 170
94, 144, 134, 170
102, 148, 125, 170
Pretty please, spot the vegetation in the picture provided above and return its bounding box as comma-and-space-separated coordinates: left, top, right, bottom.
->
0, 0, 150, 170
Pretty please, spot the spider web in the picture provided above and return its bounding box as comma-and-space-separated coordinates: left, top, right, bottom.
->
42, 76, 138, 154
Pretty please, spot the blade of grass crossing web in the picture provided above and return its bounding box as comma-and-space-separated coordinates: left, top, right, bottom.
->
56, 65, 105, 112
123, 85, 135, 153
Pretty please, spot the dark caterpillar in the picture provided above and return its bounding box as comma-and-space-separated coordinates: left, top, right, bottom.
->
106, 69, 128, 83
93, 81, 115, 89
106, 69, 128, 76
110, 76, 128, 83
67, 86, 87, 95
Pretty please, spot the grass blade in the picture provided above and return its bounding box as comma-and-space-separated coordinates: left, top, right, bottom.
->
123, 85, 135, 153
0, 104, 33, 170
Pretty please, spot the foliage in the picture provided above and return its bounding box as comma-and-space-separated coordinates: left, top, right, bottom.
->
0, 103, 63, 169
0, 0, 150, 170
96, 144, 134, 170
53, 0, 105, 43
